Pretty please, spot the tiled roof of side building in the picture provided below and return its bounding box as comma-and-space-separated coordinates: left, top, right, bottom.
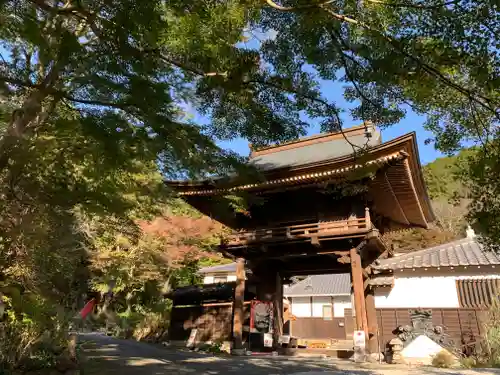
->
198, 262, 238, 274
284, 274, 351, 297
249, 124, 381, 171
374, 237, 500, 271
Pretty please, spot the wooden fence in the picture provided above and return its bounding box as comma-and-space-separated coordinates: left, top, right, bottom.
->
290, 317, 346, 340
169, 305, 488, 350
169, 303, 251, 344
346, 308, 488, 351
376, 308, 488, 350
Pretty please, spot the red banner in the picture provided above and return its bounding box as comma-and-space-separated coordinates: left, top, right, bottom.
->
79, 298, 96, 319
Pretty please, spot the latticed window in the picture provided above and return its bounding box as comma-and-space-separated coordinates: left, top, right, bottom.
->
456, 279, 500, 308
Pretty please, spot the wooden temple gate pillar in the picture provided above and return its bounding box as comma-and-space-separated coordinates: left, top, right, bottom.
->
232, 258, 246, 354
365, 288, 379, 354
350, 247, 368, 334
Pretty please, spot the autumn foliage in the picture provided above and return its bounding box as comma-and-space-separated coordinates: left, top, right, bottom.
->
138, 215, 226, 265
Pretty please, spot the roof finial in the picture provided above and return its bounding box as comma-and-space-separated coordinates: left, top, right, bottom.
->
466, 225, 476, 239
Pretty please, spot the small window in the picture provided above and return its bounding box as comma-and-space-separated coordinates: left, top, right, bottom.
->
322, 305, 333, 320
213, 275, 227, 283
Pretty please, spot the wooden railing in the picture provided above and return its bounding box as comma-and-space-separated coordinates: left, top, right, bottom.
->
225, 208, 372, 247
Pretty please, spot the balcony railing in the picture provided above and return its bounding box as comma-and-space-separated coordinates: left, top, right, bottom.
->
225, 208, 372, 248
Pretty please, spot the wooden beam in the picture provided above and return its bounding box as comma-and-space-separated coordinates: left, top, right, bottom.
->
317, 250, 350, 256
338, 254, 351, 264
365, 289, 379, 354
350, 247, 368, 336
232, 258, 245, 351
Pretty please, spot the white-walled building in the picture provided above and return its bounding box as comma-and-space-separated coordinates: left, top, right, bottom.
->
283, 274, 352, 318
199, 263, 239, 284
371, 235, 500, 309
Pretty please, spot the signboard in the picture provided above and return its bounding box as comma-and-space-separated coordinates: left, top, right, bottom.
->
186, 328, 198, 348
263, 333, 273, 348
353, 330, 366, 363
250, 300, 274, 334
354, 330, 366, 347
278, 335, 291, 344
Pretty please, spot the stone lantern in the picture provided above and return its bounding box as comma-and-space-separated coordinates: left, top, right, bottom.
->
388, 338, 405, 364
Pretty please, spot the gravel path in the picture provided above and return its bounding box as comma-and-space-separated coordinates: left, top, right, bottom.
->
80, 333, 500, 375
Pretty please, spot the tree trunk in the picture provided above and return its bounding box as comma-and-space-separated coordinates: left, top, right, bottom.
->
0, 63, 61, 171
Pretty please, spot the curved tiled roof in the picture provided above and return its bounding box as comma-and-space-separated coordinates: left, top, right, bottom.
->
250, 127, 381, 171
374, 237, 500, 271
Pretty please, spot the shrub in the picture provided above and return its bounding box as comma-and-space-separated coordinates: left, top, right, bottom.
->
432, 350, 456, 368
0, 295, 69, 373
483, 298, 500, 367
460, 356, 478, 368
132, 309, 170, 342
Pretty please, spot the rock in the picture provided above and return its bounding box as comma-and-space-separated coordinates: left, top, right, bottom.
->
231, 348, 246, 356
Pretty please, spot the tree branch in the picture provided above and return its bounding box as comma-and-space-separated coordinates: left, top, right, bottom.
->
0, 76, 36, 89
159, 55, 227, 78
264, 0, 335, 12
266, 0, 499, 118
61, 95, 133, 110
243, 77, 368, 153
364, 0, 462, 9
29, 0, 91, 17
318, 5, 500, 119
328, 29, 381, 113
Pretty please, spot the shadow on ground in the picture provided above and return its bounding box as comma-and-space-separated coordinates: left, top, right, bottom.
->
80, 333, 500, 375
80, 333, 372, 375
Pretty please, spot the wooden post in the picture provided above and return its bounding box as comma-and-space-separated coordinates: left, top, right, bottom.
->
365, 288, 379, 354
232, 258, 245, 354
273, 271, 284, 347
350, 247, 368, 335
365, 207, 371, 229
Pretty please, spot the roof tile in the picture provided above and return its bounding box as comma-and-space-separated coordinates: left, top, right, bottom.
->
198, 263, 238, 274
250, 127, 381, 171
374, 238, 500, 271
284, 274, 351, 297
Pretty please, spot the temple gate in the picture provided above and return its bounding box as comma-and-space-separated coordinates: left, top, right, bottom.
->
167, 123, 434, 355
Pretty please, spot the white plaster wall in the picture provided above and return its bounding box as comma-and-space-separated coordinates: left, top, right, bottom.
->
312, 297, 332, 317
290, 297, 312, 317
202, 272, 237, 284
288, 295, 353, 318
333, 295, 352, 318
203, 275, 215, 284
374, 276, 460, 308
